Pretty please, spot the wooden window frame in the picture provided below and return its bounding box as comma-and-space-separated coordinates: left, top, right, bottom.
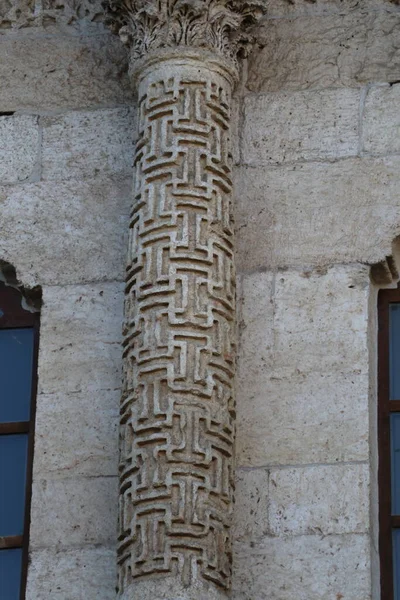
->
0, 283, 40, 600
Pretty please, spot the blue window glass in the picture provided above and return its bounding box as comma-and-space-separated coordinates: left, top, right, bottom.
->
0, 548, 22, 600
0, 328, 34, 423
390, 304, 400, 400
0, 434, 28, 536
392, 415, 400, 515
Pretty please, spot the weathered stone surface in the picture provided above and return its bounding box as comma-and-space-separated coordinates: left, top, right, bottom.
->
0, 34, 130, 111
233, 534, 371, 600
106, 0, 265, 69
0, 114, 39, 184
41, 107, 136, 181
33, 389, 119, 478
236, 267, 370, 467
237, 272, 274, 391
242, 89, 360, 165
233, 469, 269, 542
234, 157, 400, 272
257, 0, 400, 18
269, 464, 369, 536
0, 177, 131, 286
237, 369, 370, 467
119, 579, 229, 600
248, 10, 400, 92
30, 476, 118, 548
26, 547, 116, 600
362, 83, 400, 155
38, 283, 124, 395
273, 266, 369, 375
0, 0, 106, 32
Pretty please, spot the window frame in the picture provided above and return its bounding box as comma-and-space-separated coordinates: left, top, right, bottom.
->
0, 282, 40, 600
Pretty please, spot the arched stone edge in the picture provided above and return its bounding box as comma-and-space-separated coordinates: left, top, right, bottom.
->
0, 259, 42, 313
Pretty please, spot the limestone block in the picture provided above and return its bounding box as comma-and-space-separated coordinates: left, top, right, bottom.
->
26, 547, 116, 600
233, 534, 371, 600
237, 271, 274, 385
242, 89, 359, 165
0, 34, 130, 111
38, 283, 124, 395
247, 11, 400, 92
233, 469, 269, 542
362, 83, 400, 155
0, 176, 131, 286
273, 266, 369, 375
237, 369, 369, 468
33, 389, 119, 478
30, 476, 118, 549
236, 268, 370, 467
234, 157, 400, 272
41, 107, 136, 181
0, 115, 39, 184
269, 464, 369, 536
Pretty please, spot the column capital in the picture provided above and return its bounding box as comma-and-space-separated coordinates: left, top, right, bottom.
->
103, 0, 265, 74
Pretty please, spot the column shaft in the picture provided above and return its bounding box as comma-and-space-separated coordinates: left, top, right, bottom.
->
118, 56, 236, 599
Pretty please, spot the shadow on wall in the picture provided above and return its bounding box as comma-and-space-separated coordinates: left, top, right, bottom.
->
371, 236, 400, 287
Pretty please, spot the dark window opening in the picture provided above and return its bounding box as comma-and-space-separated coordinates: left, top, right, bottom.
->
0, 282, 40, 600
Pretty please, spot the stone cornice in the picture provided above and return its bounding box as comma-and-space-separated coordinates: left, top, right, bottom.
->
103, 0, 265, 69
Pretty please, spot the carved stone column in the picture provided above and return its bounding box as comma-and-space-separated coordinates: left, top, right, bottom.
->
104, 2, 264, 599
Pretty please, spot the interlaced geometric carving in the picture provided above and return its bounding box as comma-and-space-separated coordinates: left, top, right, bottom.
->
118, 69, 236, 594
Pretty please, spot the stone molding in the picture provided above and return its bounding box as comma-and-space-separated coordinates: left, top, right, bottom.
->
105, 0, 265, 70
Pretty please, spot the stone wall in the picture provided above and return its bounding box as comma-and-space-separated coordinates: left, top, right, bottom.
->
1, 0, 400, 599
0, 3, 135, 597
233, 1, 400, 599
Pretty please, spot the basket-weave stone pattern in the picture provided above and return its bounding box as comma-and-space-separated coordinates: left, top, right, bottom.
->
118, 61, 236, 595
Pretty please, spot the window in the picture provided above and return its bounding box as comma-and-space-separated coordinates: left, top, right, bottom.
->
0, 282, 39, 600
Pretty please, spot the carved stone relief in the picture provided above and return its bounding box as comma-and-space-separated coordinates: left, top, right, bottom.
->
118, 59, 236, 598
105, 0, 265, 67
101, 1, 265, 597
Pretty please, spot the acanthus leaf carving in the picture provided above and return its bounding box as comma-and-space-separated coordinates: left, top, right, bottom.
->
103, 0, 266, 66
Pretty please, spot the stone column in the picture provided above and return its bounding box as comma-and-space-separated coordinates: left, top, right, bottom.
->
104, 3, 264, 599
